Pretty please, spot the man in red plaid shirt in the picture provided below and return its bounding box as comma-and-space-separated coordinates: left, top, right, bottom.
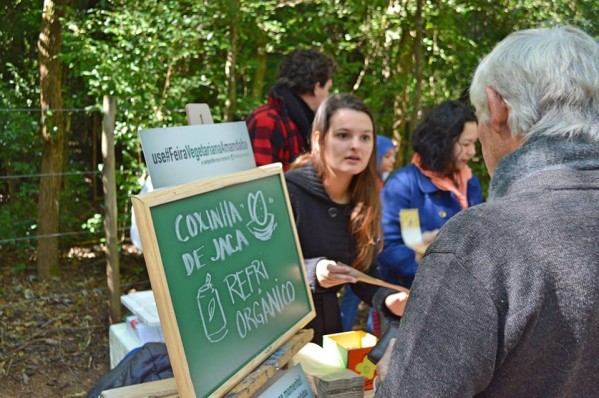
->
246, 48, 335, 170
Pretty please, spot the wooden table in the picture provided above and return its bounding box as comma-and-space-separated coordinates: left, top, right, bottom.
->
101, 330, 313, 398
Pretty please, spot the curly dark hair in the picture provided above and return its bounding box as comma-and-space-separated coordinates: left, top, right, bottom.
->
412, 100, 477, 176
276, 48, 336, 95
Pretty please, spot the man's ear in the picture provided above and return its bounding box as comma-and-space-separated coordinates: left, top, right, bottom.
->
311, 82, 323, 96
485, 86, 510, 133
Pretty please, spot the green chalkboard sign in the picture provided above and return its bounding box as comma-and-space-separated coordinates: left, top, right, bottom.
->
131, 164, 315, 398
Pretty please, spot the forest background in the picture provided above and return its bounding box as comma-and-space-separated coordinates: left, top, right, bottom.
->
0, 1, 596, 396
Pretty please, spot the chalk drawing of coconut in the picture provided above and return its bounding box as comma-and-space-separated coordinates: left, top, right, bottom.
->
246, 190, 277, 241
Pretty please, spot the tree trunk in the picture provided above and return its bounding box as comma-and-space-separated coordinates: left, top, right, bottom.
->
224, 0, 240, 121
393, 22, 412, 166
410, 0, 424, 127
37, 0, 66, 279
102, 96, 121, 324
251, 38, 267, 102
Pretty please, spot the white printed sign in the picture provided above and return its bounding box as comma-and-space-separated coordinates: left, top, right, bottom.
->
257, 364, 315, 398
139, 121, 256, 189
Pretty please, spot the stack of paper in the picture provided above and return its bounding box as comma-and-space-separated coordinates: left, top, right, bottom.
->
314, 368, 364, 398
292, 343, 364, 397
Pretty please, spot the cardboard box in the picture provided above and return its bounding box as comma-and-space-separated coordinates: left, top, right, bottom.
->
322, 331, 378, 390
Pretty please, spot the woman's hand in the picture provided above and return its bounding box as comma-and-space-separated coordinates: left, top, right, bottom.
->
415, 229, 440, 263
374, 337, 396, 388
315, 259, 357, 288
385, 291, 410, 316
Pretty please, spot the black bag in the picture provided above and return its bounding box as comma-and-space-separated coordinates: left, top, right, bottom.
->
87, 342, 173, 398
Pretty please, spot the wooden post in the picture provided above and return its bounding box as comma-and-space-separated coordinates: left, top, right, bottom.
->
184, 103, 214, 125
92, 111, 99, 199
102, 95, 121, 324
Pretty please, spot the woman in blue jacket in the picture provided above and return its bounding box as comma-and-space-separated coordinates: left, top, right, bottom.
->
378, 100, 483, 288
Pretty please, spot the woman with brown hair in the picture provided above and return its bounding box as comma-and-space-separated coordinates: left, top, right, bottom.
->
285, 93, 407, 345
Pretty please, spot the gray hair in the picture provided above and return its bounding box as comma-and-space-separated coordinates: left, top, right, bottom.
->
470, 26, 598, 141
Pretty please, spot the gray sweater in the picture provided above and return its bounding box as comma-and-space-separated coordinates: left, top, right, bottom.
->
376, 136, 599, 397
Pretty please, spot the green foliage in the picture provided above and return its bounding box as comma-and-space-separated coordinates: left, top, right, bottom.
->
0, 59, 41, 256
81, 213, 103, 235
1, 0, 595, 263
12, 262, 26, 273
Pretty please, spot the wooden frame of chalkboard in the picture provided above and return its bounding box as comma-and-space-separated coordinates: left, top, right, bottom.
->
131, 163, 316, 397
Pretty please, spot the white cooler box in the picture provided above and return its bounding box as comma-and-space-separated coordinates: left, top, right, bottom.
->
109, 290, 165, 368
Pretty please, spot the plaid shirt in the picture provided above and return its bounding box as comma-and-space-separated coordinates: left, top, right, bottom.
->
246, 93, 307, 171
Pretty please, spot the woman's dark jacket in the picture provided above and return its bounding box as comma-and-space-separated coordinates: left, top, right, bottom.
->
285, 162, 397, 345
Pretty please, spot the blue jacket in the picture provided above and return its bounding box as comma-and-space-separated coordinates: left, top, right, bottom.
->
378, 164, 483, 287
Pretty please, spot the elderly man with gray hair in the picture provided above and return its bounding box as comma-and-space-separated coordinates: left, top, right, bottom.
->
375, 26, 599, 397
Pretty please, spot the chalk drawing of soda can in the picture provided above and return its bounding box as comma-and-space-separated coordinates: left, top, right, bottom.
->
197, 273, 228, 343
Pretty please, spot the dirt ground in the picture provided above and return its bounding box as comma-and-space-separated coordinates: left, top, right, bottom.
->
0, 244, 151, 398
0, 244, 372, 398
